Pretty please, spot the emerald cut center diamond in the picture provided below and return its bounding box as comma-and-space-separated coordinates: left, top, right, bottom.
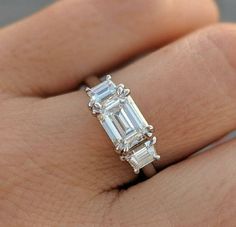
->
99, 96, 148, 151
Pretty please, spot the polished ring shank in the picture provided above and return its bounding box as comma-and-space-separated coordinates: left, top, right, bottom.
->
85, 75, 160, 175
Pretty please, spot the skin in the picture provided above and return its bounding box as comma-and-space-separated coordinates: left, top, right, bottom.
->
0, 0, 235, 226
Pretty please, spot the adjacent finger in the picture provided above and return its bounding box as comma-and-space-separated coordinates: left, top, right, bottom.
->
112, 139, 236, 226
0, 0, 218, 96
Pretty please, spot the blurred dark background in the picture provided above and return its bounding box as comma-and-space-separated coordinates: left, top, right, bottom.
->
217, 0, 236, 21
0, 0, 235, 27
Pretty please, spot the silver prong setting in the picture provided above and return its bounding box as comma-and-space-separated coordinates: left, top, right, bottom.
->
92, 102, 102, 115
85, 87, 91, 96
153, 153, 161, 160
116, 84, 131, 98
116, 84, 125, 96
123, 145, 129, 154
150, 136, 157, 146
134, 168, 140, 174
85, 87, 91, 92
123, 88, 130, 96
115, 143, 124, 153
88, 100, 94, 109
147, 125, 154, 133
106, 74, 112, 81
144, 125, 154, 138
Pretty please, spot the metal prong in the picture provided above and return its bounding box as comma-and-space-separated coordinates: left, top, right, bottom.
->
98, 115, 104, 121
92, 102, 102, 115
134, 168, 140, 174
116, 145, 120, 151
116, 140, 124, 152
145, 125, 154, 138
92, 110, 99, 115
115, 145, 123, 154
123, 146, 129, 153
85, 87, 91, 94
153, 153, 161, 160
106, 75, 112, 80
123, 88, 130, 96
88, 100, 94, 109
147, 125, 154, 133
116, 84, 125, 96
151, 136, 157, 145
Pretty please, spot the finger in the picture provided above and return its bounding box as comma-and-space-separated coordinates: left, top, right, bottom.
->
112, 139, 236, 226
0, 0, 218, 96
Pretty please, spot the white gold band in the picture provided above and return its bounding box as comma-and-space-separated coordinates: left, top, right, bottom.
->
85, 75, 160, 176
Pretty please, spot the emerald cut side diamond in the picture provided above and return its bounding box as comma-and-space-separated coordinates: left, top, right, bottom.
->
87, 78, 116, 104
126, 141, 160, 174
86, 75, 160, 174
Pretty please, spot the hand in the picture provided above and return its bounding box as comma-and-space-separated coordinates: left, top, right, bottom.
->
1, 0, 235, 226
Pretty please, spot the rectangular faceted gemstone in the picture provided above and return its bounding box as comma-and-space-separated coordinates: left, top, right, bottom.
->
89, 80, 116, 103
98, 96, 148, 150
129, 143, 156, 170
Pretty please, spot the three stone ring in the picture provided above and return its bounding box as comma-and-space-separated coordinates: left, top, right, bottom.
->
85, 75, 160, 176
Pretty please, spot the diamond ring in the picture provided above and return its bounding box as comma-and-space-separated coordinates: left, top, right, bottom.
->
85, 75, 160, 175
